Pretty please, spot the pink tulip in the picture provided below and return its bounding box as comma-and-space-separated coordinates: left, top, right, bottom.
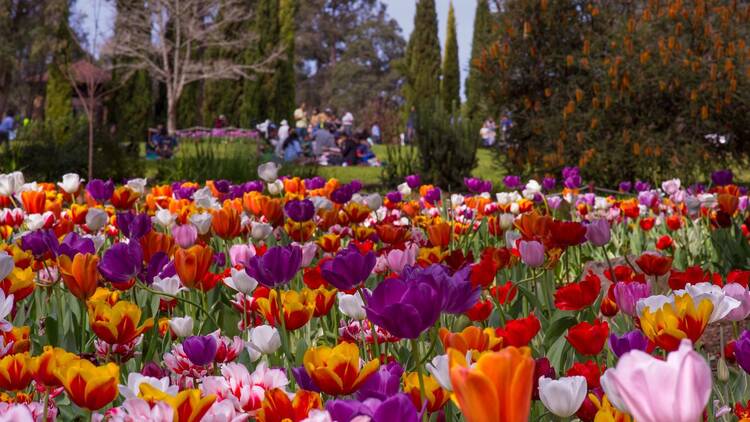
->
723, 283, 750, 321
172, 224, 198, 249
385, 243, 418, 274
229, 244, 256, 267
296, 242, 318, 267
519, 240, 545, 268
605, 339, 711, 422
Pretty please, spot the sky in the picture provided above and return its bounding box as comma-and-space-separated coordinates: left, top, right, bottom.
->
75, 0, 477, 93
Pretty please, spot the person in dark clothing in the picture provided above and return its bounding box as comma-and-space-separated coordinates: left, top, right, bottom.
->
337, 133, 358, 166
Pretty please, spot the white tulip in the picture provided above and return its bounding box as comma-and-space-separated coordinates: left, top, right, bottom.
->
310, 196, 332, 211
168, 316, 194, 337
397, 182, 411, 196
522, 179, 542, 199
251, 222, 273, 240
0, 252, 14, 281
0, 291, 14, 332
499, 213, 516, 230
363, 193, 382, 210
248, 325, 282, 354
126, 178, 148, 195
154, 208, 176, 228
189, 212, 213, 235
682, 282, 741, 323
24, 213, 47, 231
426, 354, 452, 391
600, 369, 629, 413
119, 373, 177, 399
0, 172, 24, 196
301, 410, 333, 422
450, 194, 465, 206
152, 276, 187, 296
223, 267, 258, 295
338, 292, 366, 320
85, 207, 109, 232
57, 173, 82, 194
258, 162, 281, 182
538, 376, 588, 418
267, 179, 284, 196
193, 187, 219, 209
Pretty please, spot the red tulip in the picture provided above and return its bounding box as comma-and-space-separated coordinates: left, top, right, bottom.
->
554, 272, 601, 311
635, 253, 672, 276
566, 319, 609, 356
566, 360, 603, 389
464, 299, 493, 322
655, 235, 674, 250
667, 265, 708, 291
490, 281, 518, 305
496, 314, 540, 347
639, 217, 656, 231
549, 221, 587, 249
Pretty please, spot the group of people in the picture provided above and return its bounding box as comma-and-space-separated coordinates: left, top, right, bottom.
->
480, 113, 513, 147
146, 125, 178, 160
258, 104, 381, 167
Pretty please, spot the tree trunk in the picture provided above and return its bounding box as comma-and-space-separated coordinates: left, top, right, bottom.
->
167, 94, 177, 134
87, 116, 94, 181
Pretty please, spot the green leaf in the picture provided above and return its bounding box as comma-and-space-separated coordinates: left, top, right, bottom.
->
542, 314, 577, 350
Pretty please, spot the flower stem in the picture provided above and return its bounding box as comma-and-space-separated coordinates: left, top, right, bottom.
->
410, 337, 427, 422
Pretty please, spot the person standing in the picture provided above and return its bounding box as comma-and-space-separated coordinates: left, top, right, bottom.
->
371, 122, 381, 144
0, 110, 16, 150
341, 111, 354, 136
294, 103, 307, 139
406, 106, 416, 144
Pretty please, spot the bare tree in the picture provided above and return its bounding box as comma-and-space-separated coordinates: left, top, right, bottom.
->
106, 0, 280, 133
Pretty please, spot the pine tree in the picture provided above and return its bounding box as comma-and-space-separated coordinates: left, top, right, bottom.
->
405, 0, 441, 110
44, 0, 73, 143
241, 0, 280, 125
465, 0, 492, 120
441, 2, 460, 112
276, 0, 296, 121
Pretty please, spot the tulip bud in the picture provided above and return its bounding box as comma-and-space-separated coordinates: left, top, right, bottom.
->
717, 357, 729, 383
168, 316, 194, 337
58, 173, 82, 194
85, 208, 108, 232
257, 162, 280, 182
223, 267, 258, 295
585, 218, 611, 246
539, 376, 587, 418
338, 292, 366, 320
267, 180, 284, 196
519, 240, 545, 267
248, 325, 281, 355
172, 224, 198, 249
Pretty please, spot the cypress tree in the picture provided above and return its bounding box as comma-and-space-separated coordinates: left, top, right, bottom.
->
177, 82, 201, 129
276, 0, 296, 121
465, 0, 492, 119
441, 2, 460, 112
406, 0, 441, 110
45, 1, 74, 143
241, 0, 280, 126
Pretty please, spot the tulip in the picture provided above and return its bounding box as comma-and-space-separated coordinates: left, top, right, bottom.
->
405, 174, 420, 189
0, 252, 13, 281
251, 221, 273, 240
162, 389, 216, 422
58, 253, 100, 301
639, 293, 713, 351
613, 281, 651, 316
168, 316, 194, 338
439, 326, 503, 355
30, 346, 79, 388
605, 339, 710, 422
172, 224, 198, 249
449, 346, 534, 422
248, 325, 282, 355
0, 172, 23, 196
733, 330, 750, 374
267, 179, 284, 196
0, 352, 32, 391
258, 388, 322, 422
126, 178, 147, 195
245, 245, 302, 288
85, 207, 108, 232
258, 162, 280, 182
284, 199, 315, 222
585, 218, 611, 246
58, 232, 96, 258
210, 205, 242, 240
338, 291, 366, 320
189, 212, 213, 235
153, 209, 176, 228
518, 240, 545, 267
321, 245, 375, 290
89, 300, 154, 345
683, 282, 741, 323
303, 342, 379, 396
426, 355, 452, 391
385, 244, 418, 274
403, 371, 449, 413
599, 369, 629, 413
174, 245, 214, 290
182, 335, 218, 366
98, 241, 143, 289
365, 276, 441, 339
86, 179, 114, 202
58, 173, 82, 194
538, 376, 587, 417
566, 319, 609, 356
223, 267, 258, 295
356, 361, 404, 401
608, 330, 650, 358
57, 359, 120, 411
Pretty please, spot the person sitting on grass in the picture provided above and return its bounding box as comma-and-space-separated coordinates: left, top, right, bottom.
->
337, 133, 358, 166
282, 131, 303, 163
149, 125, 178, 159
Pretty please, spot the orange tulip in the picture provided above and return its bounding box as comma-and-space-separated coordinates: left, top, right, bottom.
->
439, 326, 503, 355
1, 326, 30, 354
403, 371, 449, 413
174, 245, 214, 289
20, 191, 46, 214
262, 197, 284, 226
164, 389, 216, 422
256, 289, 315, 331
88, 299, 154, 345
57, 359, 120, 411
449, 346, 534, 422
427, 222, 452, 248
303, 342, 379, 396
69, 204, 89, 224
257, 388, 322, 422
140, 230, 175, 262
343, 202, 371, 224
0, 352, 33, 391
284, 220, 316, 242
31, 346, 79, 388
0, 265, 34, 301
316, 233, 341, 253
211, 205, 242, 239
111, 186, 140, 210
58, 253, 100, 300
283, 177, 307, 197
309, 286, 337, 317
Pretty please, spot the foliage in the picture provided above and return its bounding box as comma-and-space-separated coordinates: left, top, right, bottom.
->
277, 0, 297, 121
241, 0, 281, 125
177, 82, 201, 128
414, 102, 479, 189
441, 2, 460, 112
380, 144, 420, 188
109, 69, 152, 146
404, 0, 442, 110
44, 3, 74, 144
296, 0, 405, 118
465, 0, 493, 120
480, 0, 750, 185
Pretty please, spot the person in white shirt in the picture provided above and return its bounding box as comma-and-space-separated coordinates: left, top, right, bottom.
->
342, 112, 354, 135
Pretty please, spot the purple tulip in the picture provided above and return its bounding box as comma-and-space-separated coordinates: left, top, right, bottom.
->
563, 174, 582, 189
586, 219, 611, 246
519, 240, 545, 267
357, 362, 404, 401
547, 196, 563, 210
20, 230, 59, 257
116, 212, 152, 240
141, 252, 171, 284
292, 366, 321, 392
613, 281, 651, 316
562, 166, 580, 179
634, 180, 651, 192
172, 224, 198, 249
405, 174, 421, 189
637, 190, 659, 208
213, 180, 230, 194
712, 169, 734, 187
243, 180, 265, 193
608, 330, 649, 358
326, 394, 419, 422
86, 179, 114, 202
386, 191, 402, 203
533, 357, 556, 399
182, 335, 217, 366
284, 199, 315, 222
350, 179, 363, 193
618, 181, 632, 192
424, 187, 441, 205
304, 176, 326, 190
503, 175, 522, 190
688, 183, 706, 195
98, 241, 143, 285
245, 245, 302, 287
464, 177, 492, 194
365, 277, 441, 339
542, 177, 557, 192
58, 232, 95, 258
321, 245, 376, 290
173, 186, 197, 200
330, 185, 354, 204
141, 362, 168, 378
402, 264, 479, 315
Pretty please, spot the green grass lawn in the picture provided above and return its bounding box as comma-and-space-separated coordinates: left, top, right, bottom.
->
142, 139, 504, 187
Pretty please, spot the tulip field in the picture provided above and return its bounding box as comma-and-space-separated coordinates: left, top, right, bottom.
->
1, 165, 750, 421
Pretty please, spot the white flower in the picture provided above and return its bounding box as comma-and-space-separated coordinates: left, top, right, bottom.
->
193, 187, 219, 209
661, 178, 681, 195
426, 355, 452, 391
0, 252, 13, 281
338, 292, 366, 320
499, 213, 516, 230
189, 212, 212, 235
0, 172, 24, 196
153, 208, 176, 228
168, 316, 193, 337
118, 373, 177, 399
0, 291, 15, 332
682, 282, 741, 323
538, 376, 588, 418
600, 368, 628, 413
248, 325, 281, 355
636, 294, 674, 317
251, 222, 273, 240
24, 212, 52, 231
310, 196, 333, 210
152, 276, 187, 296
126, 178, 148, 195
57, 173, 82, 194
363, 193, 382, 210
258, 162, 281, 182
223, 268, 258, 295
302, 410, 333, 422
397, 183, 411, 196
450, 194, 465, 206
522, 179, 541, 199
267, 180, 284, 196
87, 234, 106, 252
85, 207, 108, 232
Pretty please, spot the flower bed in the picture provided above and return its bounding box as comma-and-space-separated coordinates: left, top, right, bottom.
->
0, 165, 746, 421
